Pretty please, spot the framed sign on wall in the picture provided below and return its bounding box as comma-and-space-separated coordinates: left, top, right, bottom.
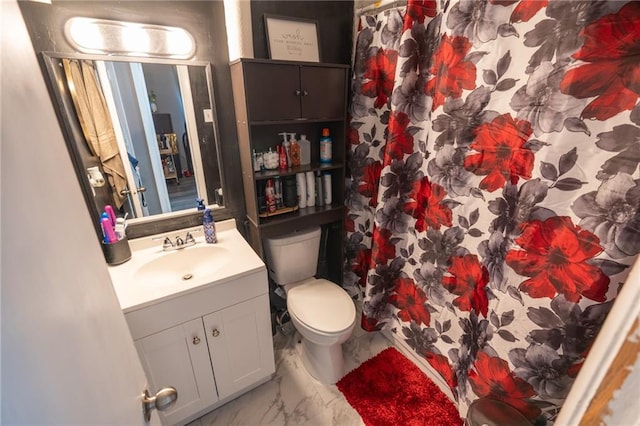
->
264, 15, 320, 63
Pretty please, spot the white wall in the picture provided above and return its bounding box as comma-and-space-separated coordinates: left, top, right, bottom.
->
1, 2, 151, 423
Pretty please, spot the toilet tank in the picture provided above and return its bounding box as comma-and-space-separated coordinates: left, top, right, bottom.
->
263, 227, 321, 285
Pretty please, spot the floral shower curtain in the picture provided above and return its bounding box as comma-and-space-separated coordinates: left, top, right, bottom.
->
344, 0, 640, 422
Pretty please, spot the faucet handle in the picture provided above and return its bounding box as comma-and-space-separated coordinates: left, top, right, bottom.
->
162, 237, 173, 249
152, 236, 174, 247
184, 232, 195, 244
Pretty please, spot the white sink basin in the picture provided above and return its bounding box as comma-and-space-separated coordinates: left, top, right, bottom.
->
108, 221, 267, 312
134, 245, 228, 287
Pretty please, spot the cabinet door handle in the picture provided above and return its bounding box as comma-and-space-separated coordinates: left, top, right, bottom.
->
212, 329, 220, 337
295, 89, 302, 96
192, 336, 201, 345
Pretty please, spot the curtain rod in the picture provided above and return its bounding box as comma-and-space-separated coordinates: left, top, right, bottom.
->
355, 0, 407, 16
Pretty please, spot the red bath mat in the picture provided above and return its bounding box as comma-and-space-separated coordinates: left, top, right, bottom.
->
337, 347, 462, 426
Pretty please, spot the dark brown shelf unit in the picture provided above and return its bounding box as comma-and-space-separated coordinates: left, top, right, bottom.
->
254, 162, 343, 181
231, 58, 349, 284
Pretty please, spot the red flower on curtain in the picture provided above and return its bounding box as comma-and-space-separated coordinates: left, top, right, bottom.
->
442, 254, 490, 317
352, 249, 372, 287
345, 214, 355, 233
506, 216, 610, 303
358, 161, 383, 207
362, 48, 399, 109
426, 34, 476, 110
385, 111, 415, 161
560, 2, 640, 120
489, 0, 547, 23
463, 113, 534, 192
426, 353, 458, 389
468, 352, 541, 420
372, 227, 396, 264
389, 277, 431, 326
404, 0, 438, 30
403, 177, 453, 232
348, 126, 360, 146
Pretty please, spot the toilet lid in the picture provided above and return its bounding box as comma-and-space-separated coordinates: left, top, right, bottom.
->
287, 279, 356, 334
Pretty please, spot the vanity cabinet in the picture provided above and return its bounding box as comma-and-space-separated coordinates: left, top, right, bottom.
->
135, 318, 218, 423
230, 58, 349, 284
124, 268, 274, 425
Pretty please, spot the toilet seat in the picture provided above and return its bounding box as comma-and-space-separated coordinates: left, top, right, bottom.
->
287, 279, 356, 334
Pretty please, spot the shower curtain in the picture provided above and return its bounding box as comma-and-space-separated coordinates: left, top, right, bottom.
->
344, 0, 640, 422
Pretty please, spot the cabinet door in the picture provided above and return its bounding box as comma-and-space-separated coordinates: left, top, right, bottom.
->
203, 294, 275, 399
135, 318, 218, 425
244, 62, 300, 121
300, 66, 346, 119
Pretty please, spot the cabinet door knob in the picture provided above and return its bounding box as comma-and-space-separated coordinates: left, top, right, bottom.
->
302, 90, 309, 96
295, 89, 302, 96
212, 329, 220, 337
192, 336, 201, 345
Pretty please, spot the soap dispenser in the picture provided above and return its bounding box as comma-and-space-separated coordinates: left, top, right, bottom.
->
203, 208, 217, 243
288, 133, 299, 167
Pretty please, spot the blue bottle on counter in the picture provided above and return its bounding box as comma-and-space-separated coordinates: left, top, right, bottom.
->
203, 208, 217, 244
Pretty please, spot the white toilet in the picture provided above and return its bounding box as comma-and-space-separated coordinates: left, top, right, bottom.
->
264, 227, 356, 385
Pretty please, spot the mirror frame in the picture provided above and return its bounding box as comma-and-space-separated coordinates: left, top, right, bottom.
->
40, 51, 227, 240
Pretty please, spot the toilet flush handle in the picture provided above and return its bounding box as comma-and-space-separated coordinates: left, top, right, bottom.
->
212, 329, 220, 337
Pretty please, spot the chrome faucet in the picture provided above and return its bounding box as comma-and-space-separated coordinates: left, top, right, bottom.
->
154, 229, 200, 251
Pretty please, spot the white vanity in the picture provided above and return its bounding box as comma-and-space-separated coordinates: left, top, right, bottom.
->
108, 219, 275, 425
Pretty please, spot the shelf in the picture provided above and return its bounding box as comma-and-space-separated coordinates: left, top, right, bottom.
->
258, 205, 299, 218
159, 148, 178, 155
256, 204, 344, 238
249, 117, 345, 126
254, 163, 343, 180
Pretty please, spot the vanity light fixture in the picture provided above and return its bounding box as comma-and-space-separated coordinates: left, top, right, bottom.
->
64, 17, 196, 59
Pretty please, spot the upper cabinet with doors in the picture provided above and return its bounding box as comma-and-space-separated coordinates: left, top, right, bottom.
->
230, 59, 349, 284
242, 61, 346, 122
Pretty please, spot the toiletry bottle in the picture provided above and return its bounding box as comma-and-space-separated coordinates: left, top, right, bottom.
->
288, 133, 299, 167
305, 171, 315, 207
278, 144, 288, 169
315, 171, 323, 206
104, 205, 116, 227
320, 128, 332, 164
252, 149, 261, 172
196, 198, 206, 210
274, 176, 284, 209
265, 179, 277, 213
278, 132, 291, 166
323, 173, 332, 205
283, 176, 297, 207
290, 138, 301, 167
296, 173, 307, 208
284, 134, 292, 166
203, 208, 217, 244
299, 134, 311, 165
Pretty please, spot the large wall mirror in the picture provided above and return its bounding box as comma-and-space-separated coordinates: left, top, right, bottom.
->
43, 52, 225, 229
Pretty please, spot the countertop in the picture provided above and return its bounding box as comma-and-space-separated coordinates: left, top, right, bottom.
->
108, 219, 266, 313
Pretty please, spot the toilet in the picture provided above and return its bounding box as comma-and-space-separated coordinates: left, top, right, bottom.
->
264, 227, 356, 385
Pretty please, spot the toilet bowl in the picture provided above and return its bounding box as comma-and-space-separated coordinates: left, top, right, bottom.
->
286, 277, 356, 384
264, 228, 357, 385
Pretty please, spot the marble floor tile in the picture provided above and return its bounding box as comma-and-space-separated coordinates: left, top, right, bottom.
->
193, 325, 392, 426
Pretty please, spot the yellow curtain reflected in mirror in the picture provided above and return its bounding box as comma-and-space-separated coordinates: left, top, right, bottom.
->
62, 58, 127, 208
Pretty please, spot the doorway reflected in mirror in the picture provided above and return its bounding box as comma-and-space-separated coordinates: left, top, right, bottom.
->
43, 53, 221, 222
